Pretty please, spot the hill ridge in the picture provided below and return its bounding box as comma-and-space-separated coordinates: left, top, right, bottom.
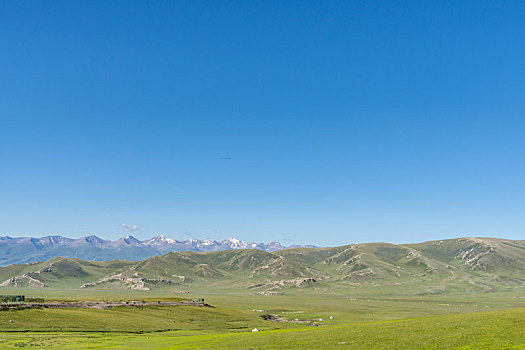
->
0, 237, 523, 295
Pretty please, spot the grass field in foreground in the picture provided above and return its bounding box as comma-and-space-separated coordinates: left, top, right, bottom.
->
0, 305, 295, 333
0, 308, 523, 349
2, 291, 524, 332
1, 290, 524, 349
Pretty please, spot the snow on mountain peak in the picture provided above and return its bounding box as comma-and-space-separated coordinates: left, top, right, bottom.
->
121, 235, 140, 244
146, 234, 176, 245
201, 238, 216, 246
130, 235, 293, 251
222, 237, 248, 249
0, 234, 315, 266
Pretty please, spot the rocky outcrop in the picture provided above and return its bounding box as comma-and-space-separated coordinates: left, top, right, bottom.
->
0, 274, 46, 288
80, 273, 178, 290
249, 277, 318, 290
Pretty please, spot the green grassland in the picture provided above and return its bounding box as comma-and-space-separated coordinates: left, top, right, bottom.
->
0, 289, 524, 349
0, 305, 291, 333
0, 307, 523, 349
0, 237, 524, 348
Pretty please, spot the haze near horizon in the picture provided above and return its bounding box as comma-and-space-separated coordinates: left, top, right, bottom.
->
1, 1, 524, 246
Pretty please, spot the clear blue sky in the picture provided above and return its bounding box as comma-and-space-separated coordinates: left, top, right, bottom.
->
1, 1, 524, 246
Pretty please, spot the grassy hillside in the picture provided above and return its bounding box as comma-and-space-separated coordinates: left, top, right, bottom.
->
1, 238, 523, 294
404, 237, 525, 272
0, 258, 133, 289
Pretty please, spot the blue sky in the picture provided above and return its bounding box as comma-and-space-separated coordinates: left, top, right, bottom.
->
1, 1, 524, 246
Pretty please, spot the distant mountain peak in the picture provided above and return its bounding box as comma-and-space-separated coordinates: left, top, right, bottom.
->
0, 234, 314, 266
200, 238, 217, 246
121, 235, 140, 244
146, 234, 176, 245
83, 235, 104, 243
222, 237, 248, 249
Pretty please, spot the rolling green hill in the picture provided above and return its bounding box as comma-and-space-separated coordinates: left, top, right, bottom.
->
404, 237, 525, 272
1, 238, 523, 294
0, 258, 133, 289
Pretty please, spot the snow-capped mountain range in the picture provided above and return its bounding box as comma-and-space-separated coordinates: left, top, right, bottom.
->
0, 235, 315, 267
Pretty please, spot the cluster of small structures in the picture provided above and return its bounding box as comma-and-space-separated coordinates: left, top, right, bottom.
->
251, 307, 334, 326
0, 295, 25, 303
0, 295, 209, 310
